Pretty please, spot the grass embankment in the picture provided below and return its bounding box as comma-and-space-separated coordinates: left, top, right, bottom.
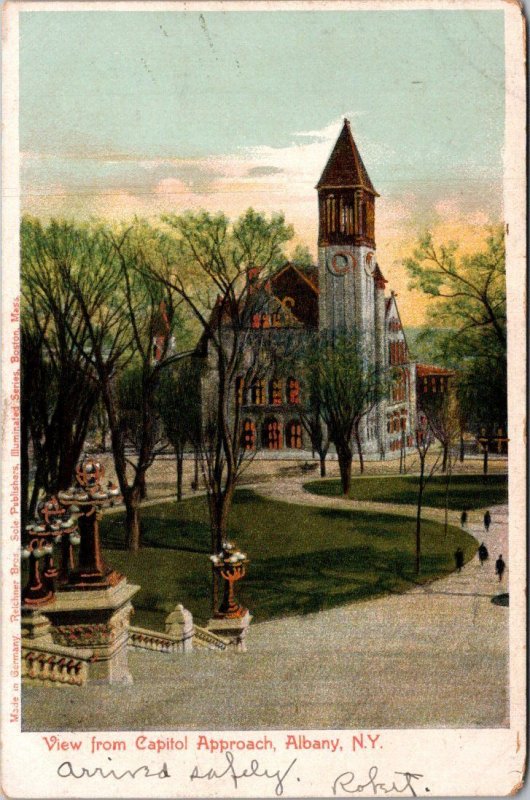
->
100, 489, 476, 630
304, 474, 508, 509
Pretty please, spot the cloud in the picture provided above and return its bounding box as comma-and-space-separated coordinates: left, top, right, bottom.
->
247, 165, 284, 177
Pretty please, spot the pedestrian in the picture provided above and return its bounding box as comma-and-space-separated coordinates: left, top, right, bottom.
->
478, 542, 489, 565
484, 510, 491, 532
460, 510, 468, 528
454, 547, 464, 573
495, 554, 506, 582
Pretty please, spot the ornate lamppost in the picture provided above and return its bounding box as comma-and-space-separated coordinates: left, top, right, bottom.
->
209, 541, 249, 619
207, 541, 252, 651
57, 456, 122, 590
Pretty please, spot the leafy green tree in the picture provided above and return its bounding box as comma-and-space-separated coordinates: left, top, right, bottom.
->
305, 332, 381, 494
54, 219, 192, 551
405, 227, 506, 446
158, 359, 202, 501
20, 217, 101, 520
148, 208, 295, 571
290, 243, 314, 267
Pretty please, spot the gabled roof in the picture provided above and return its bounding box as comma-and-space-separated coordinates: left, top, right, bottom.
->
271, 262, 319, 294
316, 119, 379, 196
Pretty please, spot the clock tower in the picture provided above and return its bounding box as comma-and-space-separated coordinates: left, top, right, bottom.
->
316, 118, 379, 345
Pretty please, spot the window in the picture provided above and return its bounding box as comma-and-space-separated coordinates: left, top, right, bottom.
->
251, 379, 265, 405
269, 378, 283, 406
346, 204, 354, 235
286, 420, 303, 449
235, 377, 246, 408
287, 377, 300, 404
262, 418, 282, 450
241, 419, 256, 450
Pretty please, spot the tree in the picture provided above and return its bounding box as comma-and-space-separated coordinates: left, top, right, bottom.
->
290, 243, 314, 268
413, 415, 442, 574
58, 219, 192, 552
405, 227, 506, 447
305, 332, 382, 494
420, 386, 460, 535
20, 217, 102, 520
158, 358, 202, 501
149, 209, 295, 566
299, 382, 330, 477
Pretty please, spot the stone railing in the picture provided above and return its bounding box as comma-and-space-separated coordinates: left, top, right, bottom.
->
22, 642, 93, 687
129, 624, 229, 652
129, 625, 192, 653
193, 625, 229, 651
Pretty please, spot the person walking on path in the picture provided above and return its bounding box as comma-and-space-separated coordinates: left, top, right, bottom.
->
484, 510, 492, 532
460, 510, 468, 528
495, 554, 506, 582
454, 547, 465, 573
478, 542, 489, 566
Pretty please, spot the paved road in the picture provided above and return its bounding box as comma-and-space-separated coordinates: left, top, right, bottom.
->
23, 486, 509, 732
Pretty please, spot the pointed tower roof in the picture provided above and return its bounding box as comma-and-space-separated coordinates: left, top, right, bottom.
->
316, 119, 379, 195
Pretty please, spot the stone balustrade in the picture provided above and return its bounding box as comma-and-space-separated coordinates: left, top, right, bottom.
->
129, 623, 229, 652
129, 626, 192, 653
22, 641, 93, 687
193, 625, 229, 650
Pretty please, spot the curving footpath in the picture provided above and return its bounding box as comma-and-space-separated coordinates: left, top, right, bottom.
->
23, 481, 509, 732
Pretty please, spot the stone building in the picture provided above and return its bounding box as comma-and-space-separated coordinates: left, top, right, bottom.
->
199, 119, 431, 457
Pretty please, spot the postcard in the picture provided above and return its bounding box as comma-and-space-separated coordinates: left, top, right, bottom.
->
1, 0, 526, 797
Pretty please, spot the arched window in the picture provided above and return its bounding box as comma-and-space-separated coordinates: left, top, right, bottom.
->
251, 379, 265, 405
262, 417, 282, 450
346, 204, 354, 235
287, 377, 300, 404
286, 419, 303, 449
326, 195, 334, 234
235, 377, 246, 408
241, 419, 256, 450
269, 378, 283, 406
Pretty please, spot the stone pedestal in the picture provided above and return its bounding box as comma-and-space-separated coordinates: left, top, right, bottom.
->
41, 578, 140, 684
21, 608, 54, 644
164, 604, 194, 652
206, 611, 252, 652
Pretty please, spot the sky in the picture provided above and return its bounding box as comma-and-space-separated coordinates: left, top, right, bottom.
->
19, 8, 506, 325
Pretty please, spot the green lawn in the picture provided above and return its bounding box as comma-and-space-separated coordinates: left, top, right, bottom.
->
100, 489, 476, 630
304, 474, 508, 510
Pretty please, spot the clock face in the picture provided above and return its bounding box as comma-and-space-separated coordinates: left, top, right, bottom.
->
364, 253, 375, 276
328, 252, 354, 276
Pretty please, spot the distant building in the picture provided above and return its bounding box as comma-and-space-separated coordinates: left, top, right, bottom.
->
198, 119, 450, 457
